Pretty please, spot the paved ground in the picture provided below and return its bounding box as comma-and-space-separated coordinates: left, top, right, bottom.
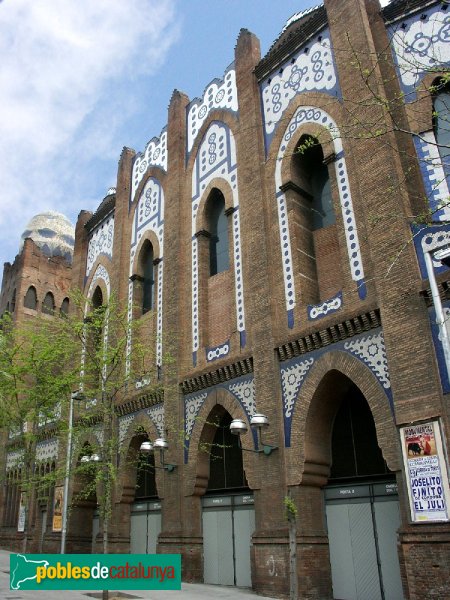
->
0, 550, 278, 600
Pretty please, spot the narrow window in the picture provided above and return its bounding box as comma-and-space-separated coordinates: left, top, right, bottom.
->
86, 286, 104, 388
24, 286, 38, 310
207, 189, 229, 276
60, 297, 70, 316
42, 292, 55, 315
297, 135, 335, 230
91, 286, 104, 353
141, 242, 155, 314
434, 82, 450, 178
11, 289, 16, 313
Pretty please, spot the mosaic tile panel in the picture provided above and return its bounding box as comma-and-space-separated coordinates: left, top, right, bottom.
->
388, 4, 450, 101
414, 132, 450, 221
308, 292, 343, 321
86, 217, 114, 278
6, 449, 24, 471
131, 130, 167, 203
412, 223, 450, 280
260, 29, 339, 149
187, 64, 238, 153
118, 404, 165, 447
36, 439, 59, 463
206, 340, 230, 362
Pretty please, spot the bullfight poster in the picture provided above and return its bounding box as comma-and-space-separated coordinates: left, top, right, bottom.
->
52, 485, 64, 532
400, 420, 450, 523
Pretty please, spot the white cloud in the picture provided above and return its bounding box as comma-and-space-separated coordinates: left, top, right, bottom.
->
0, 0, 178, 264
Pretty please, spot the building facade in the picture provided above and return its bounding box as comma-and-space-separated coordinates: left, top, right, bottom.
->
1, 0, 450, 598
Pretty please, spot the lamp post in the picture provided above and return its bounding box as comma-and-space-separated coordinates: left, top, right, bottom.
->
139, 437, 176, 472
424, 246, 450, 383
229, 413, 278, 455
60, 390, 85, 554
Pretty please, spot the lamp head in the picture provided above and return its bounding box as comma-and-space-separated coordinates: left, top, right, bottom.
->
153, 438, 169, 450
139, 441, 154, 454
230, 418, 248, 436
250, 413, 270, 428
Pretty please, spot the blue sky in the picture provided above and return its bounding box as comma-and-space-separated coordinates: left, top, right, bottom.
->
0, 0, 390, 267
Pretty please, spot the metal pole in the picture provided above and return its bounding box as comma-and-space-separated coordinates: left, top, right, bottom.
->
424, 250, 450, 382
60, 392, 75, 554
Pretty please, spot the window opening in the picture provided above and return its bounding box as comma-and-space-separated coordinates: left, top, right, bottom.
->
141, 242, 155, 314
42, 292, 55, 315
207, 189, 229, 276
296, 135, 335, 230
60, 297, 69, 316
329, 383, 390, 482
434, 82, 450, 180
24, 286, 38, 310
207, 412, 248, 493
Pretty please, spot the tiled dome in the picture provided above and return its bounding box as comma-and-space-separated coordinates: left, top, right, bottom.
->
20, 211, 75, 263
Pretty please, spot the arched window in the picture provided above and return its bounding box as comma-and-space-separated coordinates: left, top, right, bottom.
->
207, 412, 247, 492
296, 135, 335, 230
285, 134, 341, 304
207, 189, 229, 276
433, 81, 450, 178
92, 286, 103, 310
24, 286, 38, 310
140, 241, 155, 314
136, 450, 157, 499
86, 286, 105, 391
60, 297, 69, 316
42, 292, 55, 315
3, 468, 21, 526
91, 286, 104, 355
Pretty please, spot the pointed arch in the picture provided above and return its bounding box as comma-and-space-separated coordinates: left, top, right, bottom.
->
185, 388, 257, 497
287, 350, 400, 487
118, 412, 163, 503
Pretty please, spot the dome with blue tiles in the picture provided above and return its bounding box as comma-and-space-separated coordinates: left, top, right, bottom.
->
20, 211, 75, 263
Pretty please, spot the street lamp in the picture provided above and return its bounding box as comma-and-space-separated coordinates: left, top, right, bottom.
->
230, 413, 278, 456
139, 438, 176, 472
60, 390, 85, 554
424, 246, 450, 382
80, 453, 101, 463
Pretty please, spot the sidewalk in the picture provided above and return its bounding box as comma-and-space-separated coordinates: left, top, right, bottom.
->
0, 550, 279, 600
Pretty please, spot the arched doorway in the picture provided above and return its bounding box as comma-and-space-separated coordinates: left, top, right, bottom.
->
123, 433, 162, 555
200, 407, 254, 588
131, 442, 161, 554
68, 443, 99, 553
324, 380, 403, 600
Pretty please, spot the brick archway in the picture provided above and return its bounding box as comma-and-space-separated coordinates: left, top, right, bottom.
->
285, 350, 401, 599
186, 387, 257, 497
287, 350, 400, 487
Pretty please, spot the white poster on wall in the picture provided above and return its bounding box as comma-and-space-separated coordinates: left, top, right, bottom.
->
400, 420, 450, 523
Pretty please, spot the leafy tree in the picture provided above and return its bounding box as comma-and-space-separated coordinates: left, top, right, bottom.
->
0, 311, 78, 551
